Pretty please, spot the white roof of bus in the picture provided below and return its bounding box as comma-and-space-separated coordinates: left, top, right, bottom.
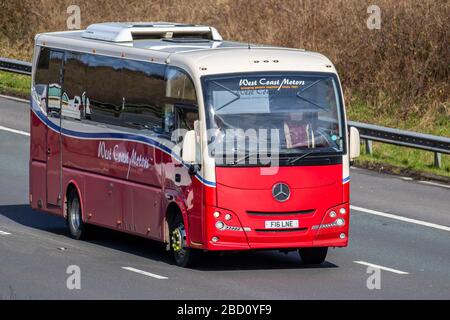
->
35, 22, 337, 77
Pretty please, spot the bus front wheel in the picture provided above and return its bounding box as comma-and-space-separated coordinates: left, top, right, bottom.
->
67, 188, 88, 240
298, 247, 328, 265
170, 215, 200, 268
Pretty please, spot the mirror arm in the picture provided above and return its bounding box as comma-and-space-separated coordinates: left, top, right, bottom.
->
188, 163, 201, 176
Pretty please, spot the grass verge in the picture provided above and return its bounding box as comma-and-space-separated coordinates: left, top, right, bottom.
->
347, 95, 449, 179
0, 71, 30, 99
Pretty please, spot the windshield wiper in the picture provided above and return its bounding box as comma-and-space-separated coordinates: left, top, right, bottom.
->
287, 151, 316, 165
234, 152, 260, 164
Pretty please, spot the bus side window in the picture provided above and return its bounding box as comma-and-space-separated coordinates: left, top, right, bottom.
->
164, 68, 199, 141
62, 51, 88, 121
120, 60, 166, 133
34, 47, 63, 116
85, 55, 125, 127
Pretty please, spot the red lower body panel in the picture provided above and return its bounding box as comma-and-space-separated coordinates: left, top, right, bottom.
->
204, 166, 349, 250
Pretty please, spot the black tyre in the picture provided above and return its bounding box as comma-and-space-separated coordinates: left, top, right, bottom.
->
67, 188, 88, 240
299, 247, 328, 265
170, 215, 200, 268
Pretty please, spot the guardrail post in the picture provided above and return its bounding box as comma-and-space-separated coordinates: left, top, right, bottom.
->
365, 139, 373, 155
434, 152, 442, 168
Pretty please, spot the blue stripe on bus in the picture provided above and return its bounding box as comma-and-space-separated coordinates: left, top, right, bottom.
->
30, 99, 217, 187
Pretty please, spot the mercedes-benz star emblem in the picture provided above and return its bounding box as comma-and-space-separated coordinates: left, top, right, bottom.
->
272, 183, 291, 202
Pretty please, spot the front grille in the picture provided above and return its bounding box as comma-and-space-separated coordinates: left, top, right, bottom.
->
246, 209, 315, 216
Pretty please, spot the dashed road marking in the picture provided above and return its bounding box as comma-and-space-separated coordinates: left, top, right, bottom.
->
121, 266, 168, 280
351, 205, 450, 232
354, 261, 409, 275
0, 125, 29, 136
0, 230, 12, 235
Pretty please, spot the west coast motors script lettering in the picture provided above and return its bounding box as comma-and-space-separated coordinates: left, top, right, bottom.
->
97, 141, 150, 176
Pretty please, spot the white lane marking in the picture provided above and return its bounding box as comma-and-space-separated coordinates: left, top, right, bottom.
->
354, 261, 409, 275
0, 125, 29, 136
0, 230, 12, 235
351, 205, 450, 232
121, 266, 168, 280
418, 180, 450, 189
0, 94, 30, 103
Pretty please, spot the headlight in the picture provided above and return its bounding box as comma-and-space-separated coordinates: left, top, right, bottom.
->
215, 221, 225, 230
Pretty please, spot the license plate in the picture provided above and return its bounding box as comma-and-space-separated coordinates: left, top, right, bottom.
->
265, 220, 299, 229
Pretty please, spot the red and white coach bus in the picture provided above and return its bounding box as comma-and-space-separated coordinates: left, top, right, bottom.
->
29, 22, 360, 267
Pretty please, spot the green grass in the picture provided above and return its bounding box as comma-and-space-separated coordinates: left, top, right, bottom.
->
347, 95, 450, 179
0, 70, 448, 179
356, 144, 450, 178
0, 71, 30, 98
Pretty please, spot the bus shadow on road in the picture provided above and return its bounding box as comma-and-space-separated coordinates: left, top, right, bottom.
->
192, 251, 338, 271
0, 204, 338, 271
0, 204, 67, 235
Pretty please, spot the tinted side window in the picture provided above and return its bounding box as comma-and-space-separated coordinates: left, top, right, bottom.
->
166, 68, 197, 102
62, 51, 89, 120
85, 55, 125, 126
164, 68, 199, 137
34, 47, 63, 115
120, 60, 166, 133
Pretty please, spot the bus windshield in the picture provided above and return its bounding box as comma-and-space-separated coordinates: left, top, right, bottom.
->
202, 72, 346, 164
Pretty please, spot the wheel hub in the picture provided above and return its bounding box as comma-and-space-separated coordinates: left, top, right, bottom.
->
171, 228, 182, 252
171, 224, 186, 256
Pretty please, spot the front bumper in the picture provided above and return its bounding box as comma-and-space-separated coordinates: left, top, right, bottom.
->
202, 203, 350, 251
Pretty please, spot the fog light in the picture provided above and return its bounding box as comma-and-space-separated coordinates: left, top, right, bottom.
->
213, 211, 220, 218
215, 221, 225, 230
336, 218, 345, 226
339, 233, 346, 239
340, 208, 347, 215
329, 211, 337, 218
225, 214, 232, 221
211, 236, 219, 242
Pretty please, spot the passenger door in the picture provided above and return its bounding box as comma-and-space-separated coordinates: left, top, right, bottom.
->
45, 50, 65, 206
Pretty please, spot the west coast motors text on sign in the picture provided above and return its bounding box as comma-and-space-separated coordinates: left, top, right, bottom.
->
239, 78, 306, 91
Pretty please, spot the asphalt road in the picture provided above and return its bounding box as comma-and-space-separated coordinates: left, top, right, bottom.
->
0, 96, 449, 299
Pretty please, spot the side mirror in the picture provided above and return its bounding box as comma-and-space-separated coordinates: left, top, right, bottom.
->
349, 127, 361, 160
182, 130, 197, 164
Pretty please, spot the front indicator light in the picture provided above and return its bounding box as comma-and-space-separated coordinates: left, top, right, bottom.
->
213, 211, 220, 218
329, 211, 337, 218
225, 214, 232, 221
340, 208, 347, 215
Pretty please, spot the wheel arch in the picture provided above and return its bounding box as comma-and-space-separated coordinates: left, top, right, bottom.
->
164, 200, 190, 246
64, 180, 83, 221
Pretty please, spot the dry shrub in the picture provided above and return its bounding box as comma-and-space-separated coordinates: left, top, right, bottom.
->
0, 0, 449, 121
